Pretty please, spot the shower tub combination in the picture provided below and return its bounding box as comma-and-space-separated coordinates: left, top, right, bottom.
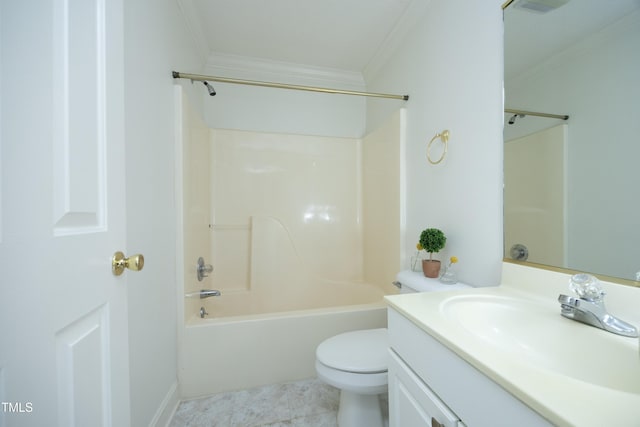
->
180, 280, 390, 398
179, 213, 397, 398
176, 88, 404, 398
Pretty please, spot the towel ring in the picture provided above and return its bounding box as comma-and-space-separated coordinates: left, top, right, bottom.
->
427, 130, 450, 165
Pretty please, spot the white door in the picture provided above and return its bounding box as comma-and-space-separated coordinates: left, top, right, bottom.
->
0, 1, 131, 426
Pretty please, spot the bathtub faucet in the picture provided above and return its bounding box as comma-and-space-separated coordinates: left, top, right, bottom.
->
184, 289, 221, 299
197, 257, 214, 281
199, 289, 221, 299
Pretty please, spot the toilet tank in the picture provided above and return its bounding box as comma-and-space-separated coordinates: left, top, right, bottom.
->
395, 270, 471, 294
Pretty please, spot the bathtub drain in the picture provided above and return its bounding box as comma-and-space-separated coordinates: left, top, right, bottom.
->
200, 307, 209, 318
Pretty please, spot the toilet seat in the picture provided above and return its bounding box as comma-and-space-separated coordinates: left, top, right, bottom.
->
316, 328, 388, 373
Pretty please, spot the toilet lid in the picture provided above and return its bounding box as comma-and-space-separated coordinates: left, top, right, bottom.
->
316, 328, 388, 373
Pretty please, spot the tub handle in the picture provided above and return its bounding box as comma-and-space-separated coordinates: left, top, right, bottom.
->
197, 257, 214, 281
392, 281, 402, 289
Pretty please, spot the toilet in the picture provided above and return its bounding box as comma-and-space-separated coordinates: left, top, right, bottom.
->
315, 270, 471, 427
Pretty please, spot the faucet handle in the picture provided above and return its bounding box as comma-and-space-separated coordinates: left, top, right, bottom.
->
569, 274, 605, 301
197, 257, 214, 281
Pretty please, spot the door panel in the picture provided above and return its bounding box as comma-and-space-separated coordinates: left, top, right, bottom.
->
52, 0, 106, 235
0, 1, 130, 426
56, 306, 108, 427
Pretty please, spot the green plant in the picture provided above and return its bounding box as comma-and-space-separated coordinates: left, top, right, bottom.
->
418, 228, 446, 261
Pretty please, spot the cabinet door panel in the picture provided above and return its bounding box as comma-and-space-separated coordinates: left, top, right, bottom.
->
388, 349, 464, 427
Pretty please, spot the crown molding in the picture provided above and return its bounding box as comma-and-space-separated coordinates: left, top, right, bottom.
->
176, 0, 210, 61
176, 0, 427, 88
204, 52, 366, 90
363, 0, 431, 82
507, 8, 640, 87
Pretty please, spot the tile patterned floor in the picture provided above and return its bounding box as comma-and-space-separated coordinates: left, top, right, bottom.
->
169, 378, 388, 427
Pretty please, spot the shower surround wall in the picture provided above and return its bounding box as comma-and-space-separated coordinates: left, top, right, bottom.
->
177, 91, 404, 394
180, 88, 212, 320
181, 110, 404, 315
211, 129, 363, 298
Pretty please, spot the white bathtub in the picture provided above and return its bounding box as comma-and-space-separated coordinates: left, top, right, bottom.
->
192, 279, 389, 319
178, 281, 393, 398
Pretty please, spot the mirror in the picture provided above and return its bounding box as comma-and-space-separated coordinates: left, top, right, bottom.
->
503, 0, 640, 283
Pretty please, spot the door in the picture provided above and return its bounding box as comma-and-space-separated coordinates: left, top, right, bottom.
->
0, 1, 131, 426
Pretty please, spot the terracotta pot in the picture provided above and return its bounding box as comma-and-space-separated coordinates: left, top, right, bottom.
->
422, 259, 441, 278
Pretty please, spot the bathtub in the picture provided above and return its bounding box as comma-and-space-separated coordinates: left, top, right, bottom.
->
178, 280, 394, 398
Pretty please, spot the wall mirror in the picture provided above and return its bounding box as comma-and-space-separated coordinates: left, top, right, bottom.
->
502, 0, 640, 283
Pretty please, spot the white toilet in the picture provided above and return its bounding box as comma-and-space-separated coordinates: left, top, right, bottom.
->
315, 270, 470, 427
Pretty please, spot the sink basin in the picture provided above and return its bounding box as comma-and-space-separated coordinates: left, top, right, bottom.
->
440, 293, 640, 394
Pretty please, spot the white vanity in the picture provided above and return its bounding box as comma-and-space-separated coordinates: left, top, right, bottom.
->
385, 262, 640, 427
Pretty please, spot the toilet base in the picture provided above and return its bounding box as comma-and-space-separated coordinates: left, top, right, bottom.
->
337, 390, 384, 427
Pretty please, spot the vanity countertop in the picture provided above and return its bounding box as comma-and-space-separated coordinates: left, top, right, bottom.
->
385, 262, 640, 427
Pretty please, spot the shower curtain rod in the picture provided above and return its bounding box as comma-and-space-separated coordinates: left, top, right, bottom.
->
505, 108, 569, 120
172, 71, 409, 101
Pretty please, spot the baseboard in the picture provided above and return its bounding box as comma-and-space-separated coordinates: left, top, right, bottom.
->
149, 380, 180, 427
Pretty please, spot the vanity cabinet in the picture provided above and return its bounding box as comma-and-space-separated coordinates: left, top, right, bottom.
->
387, 308, 553, 427
389, 348, 465, 427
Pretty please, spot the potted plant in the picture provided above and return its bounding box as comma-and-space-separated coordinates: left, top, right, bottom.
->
418, 228, 446, 278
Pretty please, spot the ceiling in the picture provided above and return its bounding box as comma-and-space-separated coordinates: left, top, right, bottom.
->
178, 0, 640, 79
504, 0, 640, 80
178, 0, 422, 73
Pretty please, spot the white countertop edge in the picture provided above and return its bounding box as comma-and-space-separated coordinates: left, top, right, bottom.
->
385, 286, 640, 427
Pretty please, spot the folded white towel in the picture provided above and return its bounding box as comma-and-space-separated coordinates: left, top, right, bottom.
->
395, 270, 471, 293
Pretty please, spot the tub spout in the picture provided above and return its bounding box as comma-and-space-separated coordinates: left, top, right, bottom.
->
199, 289, 221, 299
185, 289, 221, 299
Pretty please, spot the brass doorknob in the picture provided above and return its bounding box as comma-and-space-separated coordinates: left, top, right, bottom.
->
112, 251, 145, 276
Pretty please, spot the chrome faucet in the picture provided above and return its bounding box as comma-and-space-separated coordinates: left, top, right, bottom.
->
198, 289, 221, 299
185, 289, 221, 299
558, 274, 638, 337
197, 257, 214, 281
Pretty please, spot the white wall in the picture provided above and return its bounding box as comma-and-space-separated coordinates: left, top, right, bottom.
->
201, 55, 367, 138
193, 0, 506, 287
504, 10, 640, 279
366, 0, 506, 287
123, 1, 203, 425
